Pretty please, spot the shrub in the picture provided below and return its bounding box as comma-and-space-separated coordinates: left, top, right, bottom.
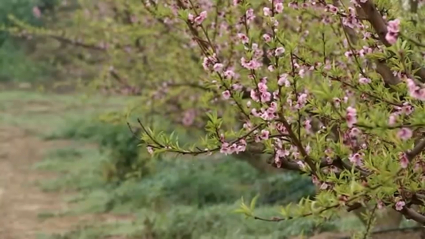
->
46, 119, 154, 181
136, 204, 351, 239
0, 0, 57, 83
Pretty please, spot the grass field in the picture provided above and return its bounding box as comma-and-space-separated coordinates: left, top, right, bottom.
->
0, 90, 370, 239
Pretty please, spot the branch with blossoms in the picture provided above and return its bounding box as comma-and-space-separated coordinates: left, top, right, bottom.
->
134, 0, 425, 228
5, 1, 206, 98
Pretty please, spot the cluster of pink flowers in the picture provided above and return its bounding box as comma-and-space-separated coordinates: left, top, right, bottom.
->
274, 144, 303, 168
251, 102, 278, 120
250, 77, 272, 103
137, 0, 425, 219
385, 19, 400, 45
406, 78, 425, 100
240, 43, 264, 70
220, 139, 247, 155
202, 54, 219, 71
188, 11, 208, 25
389, 102, 414, 126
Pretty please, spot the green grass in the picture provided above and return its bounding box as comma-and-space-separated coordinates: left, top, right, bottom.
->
32, 142, 361, 239
34, 147, 106, 192
0, 90, 129, 136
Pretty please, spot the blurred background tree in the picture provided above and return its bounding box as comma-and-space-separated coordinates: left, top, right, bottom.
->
0, 0, 52, 83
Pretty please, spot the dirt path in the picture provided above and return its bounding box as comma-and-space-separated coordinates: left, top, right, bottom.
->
0, 126, 76, 238
0, 126, 128, 239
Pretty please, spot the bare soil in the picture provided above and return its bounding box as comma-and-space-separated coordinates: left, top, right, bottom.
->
0, 126, 132, 239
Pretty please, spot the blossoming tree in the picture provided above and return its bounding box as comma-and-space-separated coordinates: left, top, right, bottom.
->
136, 0, 425, 236
7, 0, 425, 236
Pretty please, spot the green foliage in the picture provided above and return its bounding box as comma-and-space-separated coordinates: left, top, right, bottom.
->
0, 0, 61, 83
36, 146, 352, 239
0, 0, 41, 44
45, 118, 155, 181
138, 204, 340, 239
38, 142, 313, 209
39, 204, 359, 239
0, 39, 49, 82
44, 114, 315, 203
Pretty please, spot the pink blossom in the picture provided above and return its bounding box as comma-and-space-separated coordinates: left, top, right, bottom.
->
385, 19, 400, 45
182, 109, 195, 126
387, 19, 400, 33
232, 84, 242, 90
269, 102, 277, 111
333, 98, 341, 108
344, 51, 353, 58
399, 152, 409, 168
258, 81, 268, 92
32, 6, 41, 18
260, 130, 270, 140
267, 65, 275, 72
349, 152, 363, 166
278, 74, 290, 87
261, 92, 272, 102
263, 7, 271, 16
263, 34, 271, 42
250, 89, 260, 102
359, 77, 371, 84
222, 90, 231, 100
237, 33, 249, 44
194, 11, 207, 25
275, 47, 285, 56
400, 102, 414, 115
346, 106, 357, 128
246, 8, 255, 24
294, 93, 308, 109
397, 128, 412, 141
202, 54, 217, 71
385, 32, 398, 45
349, 127, 361, 137
188, 13, 194, 21
275, 3, 284, 13
243, 121, 252, 130
213, 63, 224, 72
388, 114, 397, 126
326, 4, 338, 13
395, 200, 405, 211
236, 140, 247, 153
147, 146, 154, 155
241, 57, 262, 70
320, 182, 328, 190
220, 142, 230, 154
224, 69, 235, 79
406, 78, 425, 100
304, 119, 312, 134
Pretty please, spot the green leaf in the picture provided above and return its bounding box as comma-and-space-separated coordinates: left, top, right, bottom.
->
250, 194, 260, 211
